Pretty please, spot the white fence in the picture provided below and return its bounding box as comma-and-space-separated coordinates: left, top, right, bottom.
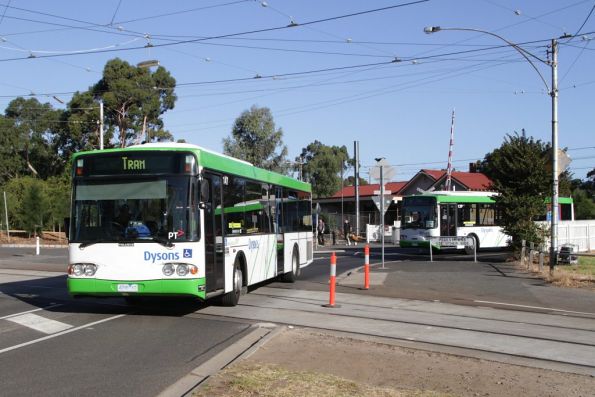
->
537, 220, 595, 252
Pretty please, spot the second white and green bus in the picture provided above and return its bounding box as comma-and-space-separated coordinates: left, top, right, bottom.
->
399, 191, 573, 251
67, 143, 313, 305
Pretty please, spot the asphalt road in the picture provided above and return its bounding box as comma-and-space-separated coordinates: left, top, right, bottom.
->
0, 266, 254, 396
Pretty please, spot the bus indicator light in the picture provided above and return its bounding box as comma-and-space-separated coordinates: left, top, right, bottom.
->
76, 159, 84, 176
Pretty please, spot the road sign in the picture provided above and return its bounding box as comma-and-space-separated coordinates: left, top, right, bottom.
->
430, 236, 473, 247
369, 159, 395, 181
372, 194, 392, 215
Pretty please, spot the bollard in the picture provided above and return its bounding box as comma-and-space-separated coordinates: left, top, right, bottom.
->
429, 239, 433, 262
323, 252, 339, 308
520, 240, 526, 267
363, 244, 370, 290
36, 236, 40, 256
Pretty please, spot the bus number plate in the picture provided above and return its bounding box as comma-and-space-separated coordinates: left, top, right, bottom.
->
117, 284, 139, 292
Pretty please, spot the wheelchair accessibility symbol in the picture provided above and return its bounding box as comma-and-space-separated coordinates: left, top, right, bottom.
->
183, 249, 192, 258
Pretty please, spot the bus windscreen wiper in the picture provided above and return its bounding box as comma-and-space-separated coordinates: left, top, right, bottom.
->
152, 236, 174, 248
78, 239, 110, 248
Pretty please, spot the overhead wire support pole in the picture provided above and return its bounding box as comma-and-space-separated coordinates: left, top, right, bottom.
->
424, 25, 561, 271
99, 99, 104, 150
550, 38, 559, 272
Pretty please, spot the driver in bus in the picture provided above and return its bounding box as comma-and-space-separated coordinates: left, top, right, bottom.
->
115, 204, 131, 228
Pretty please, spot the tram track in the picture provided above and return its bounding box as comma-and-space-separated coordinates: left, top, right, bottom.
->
199, 286, 595, 374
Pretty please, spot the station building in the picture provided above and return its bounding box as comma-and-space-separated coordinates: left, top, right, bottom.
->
314, 166, 492, 234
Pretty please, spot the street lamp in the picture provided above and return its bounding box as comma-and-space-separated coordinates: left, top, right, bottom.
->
425, 26, 561, 270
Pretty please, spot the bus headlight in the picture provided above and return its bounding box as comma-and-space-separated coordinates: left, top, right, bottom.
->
162, 264, 175, 276
176, 264, 189, 276
84, 264, 97, 276
69, 263, 96, 277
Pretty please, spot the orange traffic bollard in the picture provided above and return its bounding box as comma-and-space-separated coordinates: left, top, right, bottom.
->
364, 244, 370, 290
323, 252, 339, 308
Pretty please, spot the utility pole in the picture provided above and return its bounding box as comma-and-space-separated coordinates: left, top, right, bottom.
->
99, 99, 104, 150
550, 38, 559, 271
380, 165, 385, 268
354, 141, 360, 236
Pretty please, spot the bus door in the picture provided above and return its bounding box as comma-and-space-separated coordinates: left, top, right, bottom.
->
203, 173, 225, 292
274, 186, 284, 275
440, 204, 457, 236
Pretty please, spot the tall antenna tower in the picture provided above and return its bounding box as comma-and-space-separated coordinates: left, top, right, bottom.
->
445, 109, 455, 191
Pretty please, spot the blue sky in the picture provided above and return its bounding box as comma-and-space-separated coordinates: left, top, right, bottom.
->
0, 0, 593, 181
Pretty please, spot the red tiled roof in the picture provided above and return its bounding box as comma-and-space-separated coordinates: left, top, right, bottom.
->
421, 169, 445, 180
418, 169, 493, 191
449, 171, 493, 191
331, 181, 407, 198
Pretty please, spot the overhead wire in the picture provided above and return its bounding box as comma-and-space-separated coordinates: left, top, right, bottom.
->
0, 0, 430, 62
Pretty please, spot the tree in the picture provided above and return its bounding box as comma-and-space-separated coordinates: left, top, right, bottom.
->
92, 58, 177, 147
0, 115, 25, 185
298, 140, 350, 198
570, 169, 595, 220
344, 175, 368, 186
4, 97, 64, 179
54, 91, 114, 160
572, 188, 595, 219
479, 130, 557, 248
45, 175, 71, 231
20, 179, 49, 236
223, 105, 288, 172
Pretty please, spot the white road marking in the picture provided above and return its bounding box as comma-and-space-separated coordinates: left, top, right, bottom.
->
7, 313, 72, 334
474, 300, 595, 316
0, 314, 127, 355
0, 304, 62, 320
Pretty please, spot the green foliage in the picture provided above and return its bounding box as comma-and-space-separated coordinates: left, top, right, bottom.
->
3, 97, 65, 180
573, 188, 595, 219
0, 115, 25, 185
20, 179, 49, 236
92, 58, 177, 147
298, 140, 350, 198
2, 176, 70, 233
479, 130, 552, 248
344, 176, 368, 186
223, 105, 288, 172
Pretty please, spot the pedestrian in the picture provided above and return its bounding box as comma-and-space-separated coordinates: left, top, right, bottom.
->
317, 218, 325, 245
343, 219, 352, 246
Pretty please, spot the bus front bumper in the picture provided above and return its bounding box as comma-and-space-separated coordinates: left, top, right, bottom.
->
67, 277, 206, 299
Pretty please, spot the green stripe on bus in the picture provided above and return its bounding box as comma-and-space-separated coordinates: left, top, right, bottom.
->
545, 197, 573, 204
73, 145, 311, 193
67, 277, 206, 299
435, 195, 495, 203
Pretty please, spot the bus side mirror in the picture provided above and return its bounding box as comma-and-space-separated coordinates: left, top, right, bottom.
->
63, 218, 70, 239
199, 179, 210, 210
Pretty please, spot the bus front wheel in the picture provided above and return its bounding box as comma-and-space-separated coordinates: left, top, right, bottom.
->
221, 261, 243, 306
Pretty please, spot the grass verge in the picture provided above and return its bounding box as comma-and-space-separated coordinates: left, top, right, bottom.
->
523, 254, 595, 288
194, 362, 449, 397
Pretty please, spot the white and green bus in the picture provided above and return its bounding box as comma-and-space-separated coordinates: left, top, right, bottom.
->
67, 143, 313, 305
400, 191, 573, 251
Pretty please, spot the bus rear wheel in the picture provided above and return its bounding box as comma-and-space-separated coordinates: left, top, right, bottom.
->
221, 261, 243, 306
465, 234, 479, 255
282, 249, 300, 283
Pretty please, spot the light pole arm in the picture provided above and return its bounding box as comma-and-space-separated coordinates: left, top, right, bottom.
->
425, 26, 551, 92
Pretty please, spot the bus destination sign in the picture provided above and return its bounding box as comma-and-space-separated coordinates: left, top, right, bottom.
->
79, 152, 194, 176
